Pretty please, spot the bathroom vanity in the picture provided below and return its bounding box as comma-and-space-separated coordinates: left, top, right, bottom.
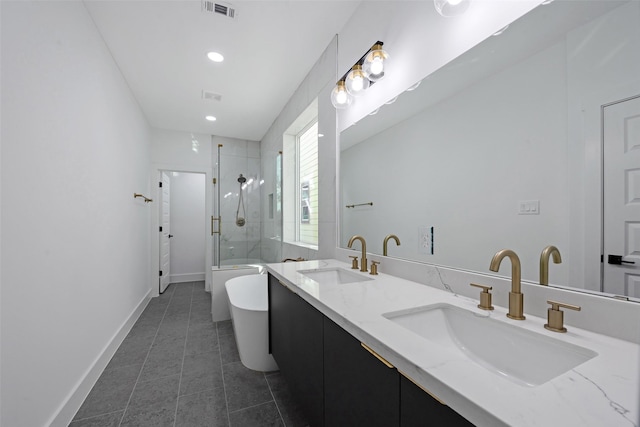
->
266, 259, 639, 427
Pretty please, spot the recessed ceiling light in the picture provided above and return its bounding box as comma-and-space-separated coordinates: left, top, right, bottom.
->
207, 51, 224, 62
205, 115, 217, 121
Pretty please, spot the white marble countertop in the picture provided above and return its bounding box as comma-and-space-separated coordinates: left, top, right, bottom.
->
266, 259, 640, 427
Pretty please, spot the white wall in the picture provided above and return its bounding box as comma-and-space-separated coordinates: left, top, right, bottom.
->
151, 128, 212, 170
1, 2, 151, 426
169, 172, 206, 282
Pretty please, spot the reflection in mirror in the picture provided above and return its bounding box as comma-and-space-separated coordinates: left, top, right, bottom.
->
340, 0, 640, 297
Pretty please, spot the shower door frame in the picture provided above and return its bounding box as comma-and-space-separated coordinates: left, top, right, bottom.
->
213, 143, 222, 268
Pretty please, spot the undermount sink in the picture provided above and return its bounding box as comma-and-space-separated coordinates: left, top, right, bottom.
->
383, 303, 597, 387
299, 267, 374, 285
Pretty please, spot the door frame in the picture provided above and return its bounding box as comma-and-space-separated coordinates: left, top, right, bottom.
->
579, 80, 640, 293
601, 94, 640, 296
150, 163, 213, 297
159, 171, 172, 293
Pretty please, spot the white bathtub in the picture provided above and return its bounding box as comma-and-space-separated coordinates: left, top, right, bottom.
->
211, 265, 265, 321
225, 274, 278, 372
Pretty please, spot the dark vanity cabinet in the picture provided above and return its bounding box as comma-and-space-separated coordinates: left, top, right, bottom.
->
400, 375, 473, 426
268, 273, 472, 427
267, 274, 324, 427
324, 316, 400, 427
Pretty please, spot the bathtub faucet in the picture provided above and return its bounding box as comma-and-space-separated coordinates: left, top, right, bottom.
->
282, 257, 306, 262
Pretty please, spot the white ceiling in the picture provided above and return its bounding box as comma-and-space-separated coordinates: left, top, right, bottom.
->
84, 0, 360, 141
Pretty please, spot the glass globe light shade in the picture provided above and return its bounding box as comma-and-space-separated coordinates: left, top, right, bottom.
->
434, 0, 470, 17
345, 64, 370, 96
363, 45, 389, 82
331, 81, 353, 109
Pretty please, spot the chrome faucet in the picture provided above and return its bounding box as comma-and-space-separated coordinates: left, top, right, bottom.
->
489, 249, 525, 320
383, 234, 401, 256
348, 235, 368, 273
539, 245, 562, 286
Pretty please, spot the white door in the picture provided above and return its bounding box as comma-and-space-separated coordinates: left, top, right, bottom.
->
160, 172, 172, 293
603, 95, 640, 297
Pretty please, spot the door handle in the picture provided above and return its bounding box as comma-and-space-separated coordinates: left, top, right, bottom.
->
168, 234, 174, 238
211, 216, 221, 235
608, 254, 635, 265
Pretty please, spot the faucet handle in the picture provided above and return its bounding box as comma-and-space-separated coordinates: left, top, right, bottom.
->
470, 283, 494, 311
370, 260, 380, 275
348, 255, 359, 270
544, 300, 581, 333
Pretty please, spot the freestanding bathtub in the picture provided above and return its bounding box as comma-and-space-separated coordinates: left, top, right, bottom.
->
225, 274, 278, 372
211, 264, 264, 321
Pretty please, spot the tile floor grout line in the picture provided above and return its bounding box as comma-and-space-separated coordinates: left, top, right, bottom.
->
117, 284, 175, 427
226, 398, 282, 415
265, 372, 287, 426
172, 282, 194, 427
217, 321, 233, 427
71, 408, 125, 423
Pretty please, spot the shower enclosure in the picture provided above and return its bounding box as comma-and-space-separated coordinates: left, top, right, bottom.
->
211, 138, 284, 268
212, 140, 262, 267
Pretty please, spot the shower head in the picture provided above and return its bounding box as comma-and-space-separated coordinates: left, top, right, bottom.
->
237, 174, 246, 184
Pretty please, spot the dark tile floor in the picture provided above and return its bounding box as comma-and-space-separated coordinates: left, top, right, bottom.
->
70, 281, 308, 427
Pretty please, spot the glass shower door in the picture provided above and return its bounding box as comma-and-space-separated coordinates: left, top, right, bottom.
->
212, 140, 263, 267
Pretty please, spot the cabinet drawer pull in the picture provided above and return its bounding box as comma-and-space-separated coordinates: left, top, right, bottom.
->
360, 342, 394, 368
278, 280, 296, 293
399, 371, 447, 405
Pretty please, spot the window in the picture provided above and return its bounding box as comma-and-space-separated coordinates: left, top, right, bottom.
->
283, 101, 319, 247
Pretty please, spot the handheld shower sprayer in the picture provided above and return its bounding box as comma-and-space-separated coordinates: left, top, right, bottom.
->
236, 174, 247, 227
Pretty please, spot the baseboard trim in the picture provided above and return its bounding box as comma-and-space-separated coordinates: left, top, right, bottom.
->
169, 272, 205, 283
49, 290, 151, 427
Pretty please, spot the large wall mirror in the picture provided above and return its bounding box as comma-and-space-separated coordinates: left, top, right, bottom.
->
340, 0, 640, 298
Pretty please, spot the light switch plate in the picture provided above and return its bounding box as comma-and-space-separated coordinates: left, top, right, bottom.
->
419, 226, 434, 254
518, 200, 540, 215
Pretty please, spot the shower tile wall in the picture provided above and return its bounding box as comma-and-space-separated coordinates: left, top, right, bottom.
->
214, 138, 262, 263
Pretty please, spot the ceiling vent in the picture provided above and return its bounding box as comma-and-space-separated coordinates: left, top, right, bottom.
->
202, 1, 236, 18
202, 91, 222, 102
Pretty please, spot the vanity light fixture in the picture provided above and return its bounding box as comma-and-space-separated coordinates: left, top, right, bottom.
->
363, 43, 389, 82
330, 80, 353, 109
205, 115, 217, 121
434, 0, 470, 17
345, 64, 370, 96
331, 41, 388, 109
